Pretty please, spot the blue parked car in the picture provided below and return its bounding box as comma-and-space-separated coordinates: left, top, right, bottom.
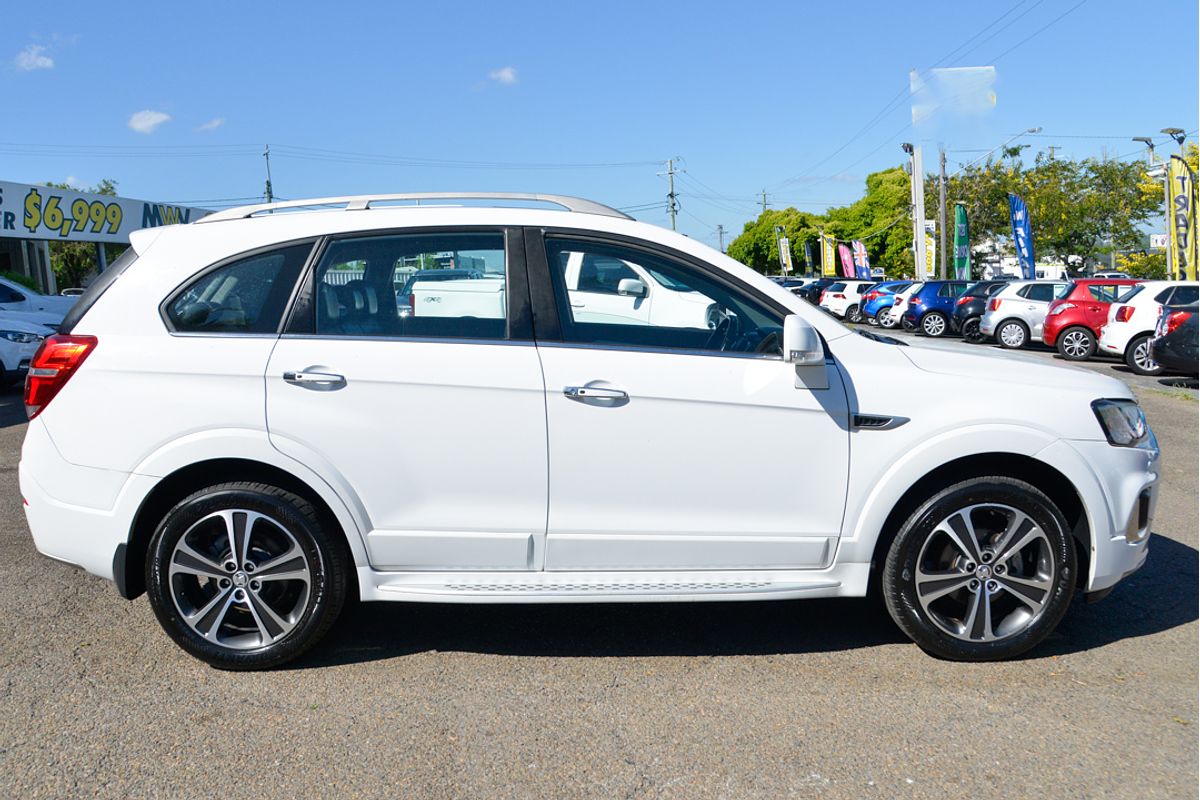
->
901, 280, 971, 336
861, 280, 914, 326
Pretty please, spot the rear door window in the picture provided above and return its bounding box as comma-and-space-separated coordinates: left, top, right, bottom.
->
1088, 284, 1122, 303
1171, 285, 1199, 305
166, 243, 311, 334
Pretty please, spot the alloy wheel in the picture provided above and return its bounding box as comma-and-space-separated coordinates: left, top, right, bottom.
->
922, 314, 946, 336
1131, 339, 1159, 374
168, 509, 314, 650
914, 503, 1055, 643
1061, 329, 1092, 359
963, 318, 985, 343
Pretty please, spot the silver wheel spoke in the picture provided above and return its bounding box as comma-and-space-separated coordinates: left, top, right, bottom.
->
185, 586, 232, 623
997, 527, 1046, 564
199, 590, 238, 641
242, 591, 277, 644
942, 510, 982, 561
170, 540, 227, 580
249, 589, 297, 639
916, 567, 972, 603
989, 511, 1034, 562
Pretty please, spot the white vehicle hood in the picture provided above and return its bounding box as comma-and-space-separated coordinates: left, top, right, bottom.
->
0, 309, 62, 330
26, 295, 76, 315
898, 339, 1130, 398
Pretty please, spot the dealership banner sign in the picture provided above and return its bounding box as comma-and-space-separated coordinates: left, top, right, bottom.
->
1167, 156, 1197, 281
821, 233, 837, 277
953, 203, 970, 280
0, 181, 209, 244
1008, 193, 1036, 280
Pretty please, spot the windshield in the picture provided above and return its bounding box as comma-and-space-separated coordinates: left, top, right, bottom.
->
646, 268, 694, 292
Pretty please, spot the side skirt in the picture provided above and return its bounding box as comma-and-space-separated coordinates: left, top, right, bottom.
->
356, 563, 871, 604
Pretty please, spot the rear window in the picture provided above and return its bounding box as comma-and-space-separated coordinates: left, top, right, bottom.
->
1056, 282, 1076, 300
828, 282, 846, 292
165, 243, 311, 334
59, 247, 138, 334
1172, 285, 1199, 305
1118, 285, 1145, 303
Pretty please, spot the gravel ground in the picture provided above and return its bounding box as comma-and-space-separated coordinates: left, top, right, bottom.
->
0, 344, 1195, 799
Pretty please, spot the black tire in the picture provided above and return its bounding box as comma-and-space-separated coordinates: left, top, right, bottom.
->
996, 319, 1029, 349
882, 477, 1076, 661
921, 311, 949, 337
1056, 326, 1096, 361
962, 317, 986, 344
845, 304, 862, 324
146, 482, 349, 670
900, 317, 917, 331
1124, 333, 1163, 376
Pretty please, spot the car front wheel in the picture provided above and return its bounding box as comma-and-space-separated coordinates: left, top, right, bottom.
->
1124, 333, 1163, 376
845, 304, 862, 324
1057, 326, 1096, 360
876, 308, 898, 328
883, 477, 1076, 661
146, 482, 349, 670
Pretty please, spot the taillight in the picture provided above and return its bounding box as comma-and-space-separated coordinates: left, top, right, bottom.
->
956, 296, 972, 306
832, 293, 845, 299
819, 291, 827, 303
864, 292, 879, 302
24, 334, 97, 419
1163, 310, 1192, 336
989, 298, 1001, 312
1115, 306, 1134, 323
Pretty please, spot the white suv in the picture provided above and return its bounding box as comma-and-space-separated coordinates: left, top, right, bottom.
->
21, 193, 1159, 669
818, 279, 874, 323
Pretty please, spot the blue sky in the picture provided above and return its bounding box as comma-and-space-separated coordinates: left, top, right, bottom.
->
4, 0, 1197, 248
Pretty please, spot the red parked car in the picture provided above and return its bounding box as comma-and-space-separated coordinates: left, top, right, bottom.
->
1042, 278, 1141, 360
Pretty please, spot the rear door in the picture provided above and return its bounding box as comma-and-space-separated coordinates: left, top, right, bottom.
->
265, 228, 549, 571
1085, 283, 1123, 331
529, 231, 849, 571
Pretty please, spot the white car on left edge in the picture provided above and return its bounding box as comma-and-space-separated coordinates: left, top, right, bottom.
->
0, 277, 78, 329
0, 314, 51, 387
1098, 281, 1199, 375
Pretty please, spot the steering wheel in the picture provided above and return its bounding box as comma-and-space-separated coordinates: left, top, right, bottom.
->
704, 314, 735, 351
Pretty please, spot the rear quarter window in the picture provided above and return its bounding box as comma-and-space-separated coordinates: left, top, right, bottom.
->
164, 243, 311, 334
59, 247, 138, 334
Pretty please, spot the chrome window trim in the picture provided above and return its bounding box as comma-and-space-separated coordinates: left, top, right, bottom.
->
533, 340, 784, 362
279, 333, 535, 348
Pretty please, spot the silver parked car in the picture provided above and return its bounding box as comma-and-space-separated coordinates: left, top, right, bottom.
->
979, 280, 1069, 349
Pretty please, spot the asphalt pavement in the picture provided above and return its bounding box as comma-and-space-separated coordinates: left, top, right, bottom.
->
0, 346, 1196, 799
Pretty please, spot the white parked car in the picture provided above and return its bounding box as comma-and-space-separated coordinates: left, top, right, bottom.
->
979, 280, 1069, 349
884, 282, 923, 329
0, 314, 51, 387
1098, 281, 1200, 375
818, 279, 874, 323
0, 276, 77, 323
21, 192, 1158, 669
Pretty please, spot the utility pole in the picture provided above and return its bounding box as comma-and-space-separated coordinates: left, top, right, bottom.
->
1046, 146, 1060, 159
938, 147, 948, 279
717, 224, 726, 253
903, 143, 928, 280
760, 189, 769, 216
658, 159, 680, 231
263, 144, 275, 204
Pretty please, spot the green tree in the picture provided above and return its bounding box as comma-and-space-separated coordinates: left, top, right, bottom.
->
1116, 251, 1168, 279
43, 178, 126, 289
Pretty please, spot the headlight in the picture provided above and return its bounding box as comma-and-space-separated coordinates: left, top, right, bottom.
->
0, 330, 41, 344
1048, 303, 1075, 316
1092, 399, 1149, 447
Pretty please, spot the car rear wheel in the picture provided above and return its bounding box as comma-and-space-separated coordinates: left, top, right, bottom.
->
1057, 326, 1096, 360
876, 307, 898, 328
1124, 333, 1163, 376
921, 312, 948, 337
146, 482, 349, 670
882, 477, 1076, 661
962, 317, 986, 344
996, 319, 1029, 349
845, 304, 863, 324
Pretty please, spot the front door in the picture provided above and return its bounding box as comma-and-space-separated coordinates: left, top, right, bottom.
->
531, 233, 850, 572
265, 229, 548, 571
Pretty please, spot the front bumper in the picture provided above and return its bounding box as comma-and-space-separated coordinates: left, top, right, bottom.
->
1037, 435, 1160, 594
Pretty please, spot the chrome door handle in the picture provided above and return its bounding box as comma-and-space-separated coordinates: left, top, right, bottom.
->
283, 370, 345, 386
564, 386, 628, 401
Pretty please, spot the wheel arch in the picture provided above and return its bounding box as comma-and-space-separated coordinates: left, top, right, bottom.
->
119, 458, 364, 600
864, 452, 1090, 592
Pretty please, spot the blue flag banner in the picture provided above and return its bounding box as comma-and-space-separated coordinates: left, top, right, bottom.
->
1008, 193, 1036, 279
851, 240, 872, 279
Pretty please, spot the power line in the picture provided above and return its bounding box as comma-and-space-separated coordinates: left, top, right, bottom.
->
987, 0, 1089, 63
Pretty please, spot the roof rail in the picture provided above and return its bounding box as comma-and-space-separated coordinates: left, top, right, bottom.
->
195, 192, 633, 224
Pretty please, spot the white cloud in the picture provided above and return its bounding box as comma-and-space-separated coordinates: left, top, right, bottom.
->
128, 109, 171, 134
488, 66, 518, 85
196, 117, 224, 132
14, 44, 53, 71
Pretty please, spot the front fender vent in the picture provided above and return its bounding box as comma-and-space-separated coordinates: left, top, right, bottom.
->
852, 414, 909, 431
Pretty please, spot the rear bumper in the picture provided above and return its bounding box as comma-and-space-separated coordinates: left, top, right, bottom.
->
20, 419, 153, 585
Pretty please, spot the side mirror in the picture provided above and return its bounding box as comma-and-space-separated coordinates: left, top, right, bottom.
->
782, 315, 823, 365
617, 278, 647, 298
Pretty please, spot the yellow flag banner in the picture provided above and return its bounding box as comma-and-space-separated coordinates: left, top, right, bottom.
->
1168, 155, 1197, 280
821, 234, 837, 277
